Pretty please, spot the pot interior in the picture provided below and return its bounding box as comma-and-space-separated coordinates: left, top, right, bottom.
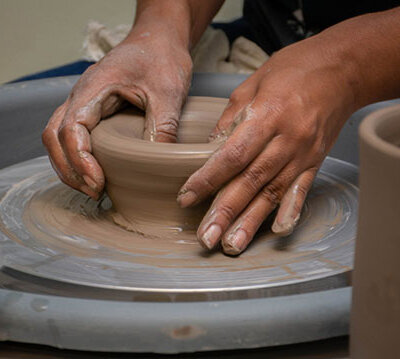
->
106, 98, 226, 145
375, 111, 400, 148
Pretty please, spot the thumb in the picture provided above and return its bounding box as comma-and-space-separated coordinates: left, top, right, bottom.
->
143, 95, 185, 143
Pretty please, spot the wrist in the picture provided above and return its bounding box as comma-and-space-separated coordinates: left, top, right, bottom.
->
314, 8, 400, 109
312, 25, 368, 113
130, 0, 192, 50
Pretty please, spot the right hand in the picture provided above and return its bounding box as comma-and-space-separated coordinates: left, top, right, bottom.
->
42, 32, 193, 199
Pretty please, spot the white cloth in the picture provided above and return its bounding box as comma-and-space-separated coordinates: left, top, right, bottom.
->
82, 21, 269, 74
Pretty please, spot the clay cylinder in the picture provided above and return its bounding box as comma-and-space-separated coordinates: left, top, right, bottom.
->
351, 105, 400, 358
91, 97, 228, 236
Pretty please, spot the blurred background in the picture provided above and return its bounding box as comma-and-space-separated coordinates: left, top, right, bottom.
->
0, 0, 243, 83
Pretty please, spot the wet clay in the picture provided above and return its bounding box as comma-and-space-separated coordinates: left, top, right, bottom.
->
91, 97, 228, 237
351, 105, 400, 359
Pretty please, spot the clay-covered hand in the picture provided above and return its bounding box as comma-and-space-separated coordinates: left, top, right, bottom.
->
177, 37, 358, 255
42, 32, 192, 199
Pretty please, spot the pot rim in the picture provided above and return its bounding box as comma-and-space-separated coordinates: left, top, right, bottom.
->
359, 104, 400, 159
92, 96, 227, 161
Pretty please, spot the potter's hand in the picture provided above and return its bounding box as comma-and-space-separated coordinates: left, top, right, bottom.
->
42, 0, 224, 200
178, 34, 361, 255
42, 34, 192, 199
187, 7, 400, 256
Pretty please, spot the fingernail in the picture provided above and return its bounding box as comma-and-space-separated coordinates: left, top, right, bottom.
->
200, 224, 222, 250
83, 174, 98, 192
272, 214, 300, 236
224, 229, 247, 255
272, 221, 294, 236
80, 184, 96, 199
80, 181, 101, 201
177, 190, 198, 208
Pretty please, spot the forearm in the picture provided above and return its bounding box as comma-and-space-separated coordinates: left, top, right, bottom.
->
132, 0, 224, 50
310, 7, 400, 109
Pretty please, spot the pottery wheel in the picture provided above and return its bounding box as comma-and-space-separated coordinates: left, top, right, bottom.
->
2, 74, 381, 353
0, 155, 358, 301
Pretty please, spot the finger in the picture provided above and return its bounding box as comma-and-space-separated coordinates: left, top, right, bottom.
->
143, 80, 189, 143
58, 93, 113, 198
209, 80, 259, 142
197, 135, 293, 249
177, 104, 275, 208
271, 167, 318, 236
143, 97, 183, 143
221, 164, 301, 255
59, 86, 144, 199
42, 100, 94, 196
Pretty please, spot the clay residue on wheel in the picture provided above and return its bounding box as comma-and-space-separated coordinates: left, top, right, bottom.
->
21, 171, 355, 272
0, 156, 358, 294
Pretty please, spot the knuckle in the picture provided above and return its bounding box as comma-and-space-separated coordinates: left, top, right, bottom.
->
288, 92, 307, 110
225, 142, 248, 168
306, 121, 319, 138
41, 127, 54, 147
218, 204, 236, 223
293, 127, 312, 143
229, 90, 243, 104
242, 164, 266, 191
158, 116, 179, 130
261, 182, 285, 206
294, 120, 318, 143
58, 123, 76, 143
201, 175, 217, 193
42, 105, 67, 147
295, 182, 309, 198
58, 124, 68, 141
155, 116, 179, 141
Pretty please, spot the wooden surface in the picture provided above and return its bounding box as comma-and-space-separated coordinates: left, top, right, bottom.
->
0, 337, 348, 359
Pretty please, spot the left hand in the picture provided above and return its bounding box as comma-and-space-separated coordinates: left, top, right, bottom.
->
177, 35, 359, 255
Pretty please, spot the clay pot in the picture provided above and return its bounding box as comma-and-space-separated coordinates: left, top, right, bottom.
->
91, 96, 228, 236
351, 104, 400, 358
